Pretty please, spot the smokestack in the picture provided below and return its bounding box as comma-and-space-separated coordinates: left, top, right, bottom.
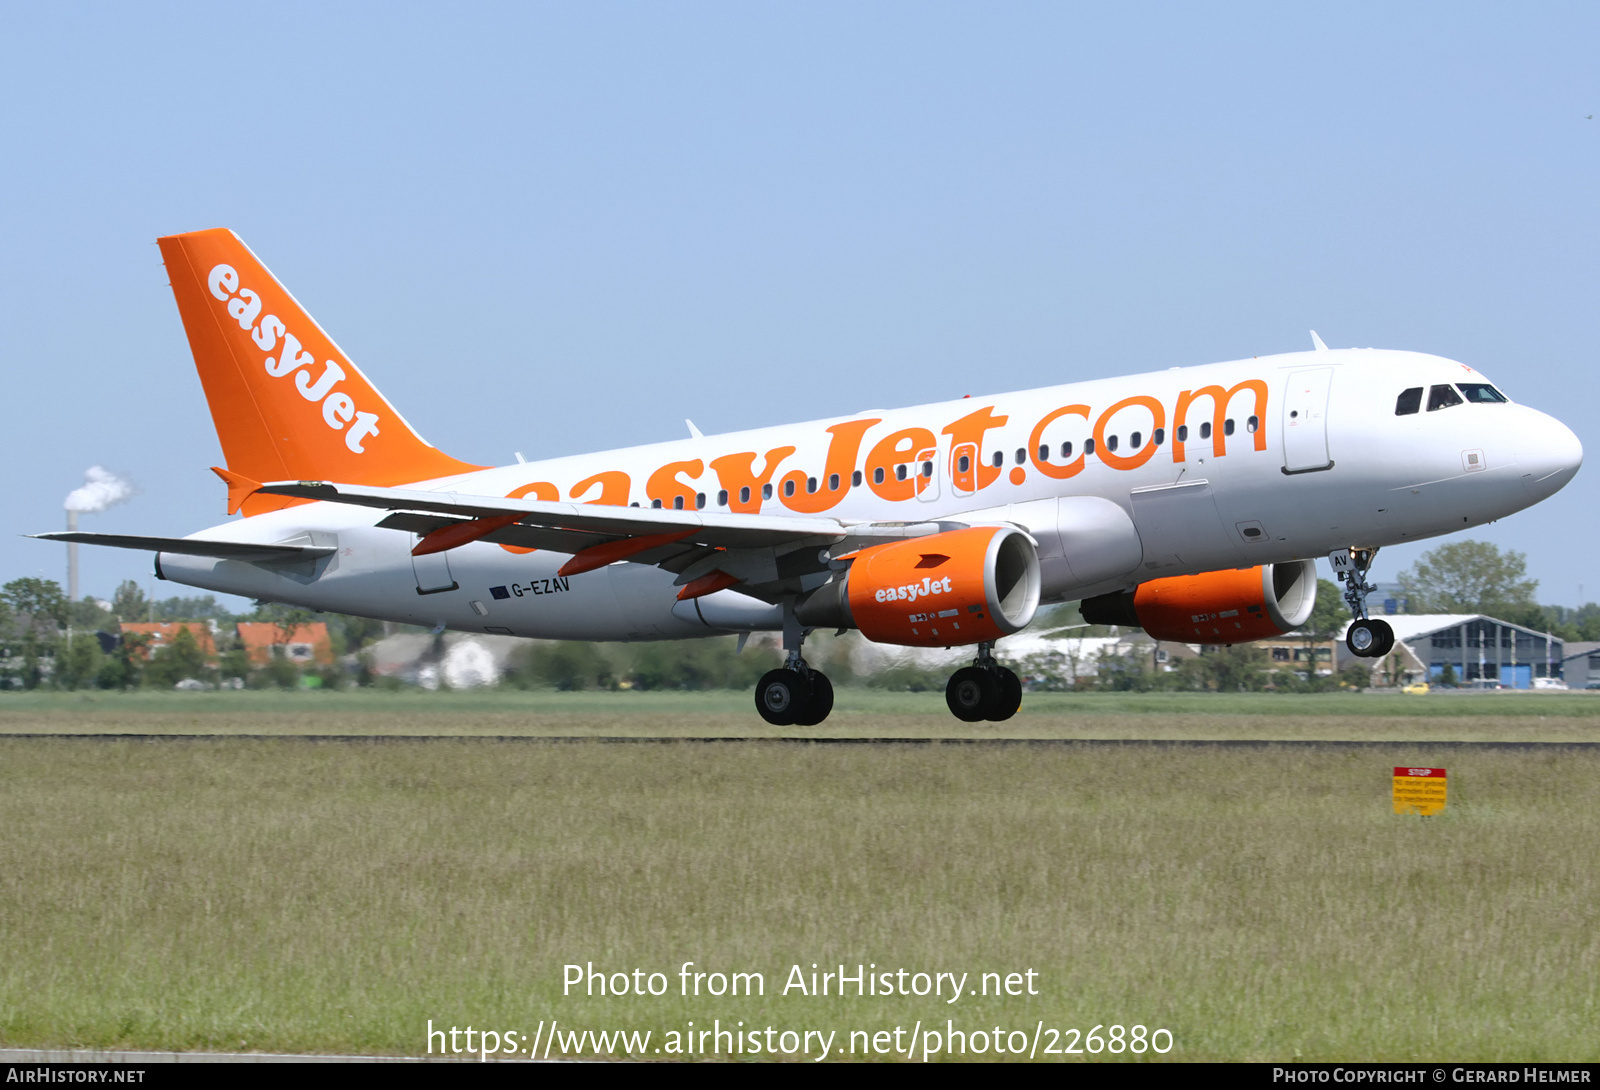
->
62, 466, 136, 604
66, 511, 79, 602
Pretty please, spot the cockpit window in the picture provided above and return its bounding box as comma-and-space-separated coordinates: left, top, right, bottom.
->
1457, 383, 1508, 404
1395, 387, 1423, 416
1427, 384, 1464, 411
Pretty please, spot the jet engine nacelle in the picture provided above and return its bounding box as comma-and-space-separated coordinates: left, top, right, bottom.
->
797, 525, 1041, 647
1080, 559, 1317, 644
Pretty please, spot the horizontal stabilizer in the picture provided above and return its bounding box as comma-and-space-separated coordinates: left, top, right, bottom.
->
31, 532, 336, 563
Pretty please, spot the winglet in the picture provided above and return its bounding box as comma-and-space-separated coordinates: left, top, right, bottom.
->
1310, 330, 1329, 352
686, 419, 704, 440
211, 466, 262, 516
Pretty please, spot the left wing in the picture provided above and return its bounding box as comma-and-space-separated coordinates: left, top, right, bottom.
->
255, 479, 954, 601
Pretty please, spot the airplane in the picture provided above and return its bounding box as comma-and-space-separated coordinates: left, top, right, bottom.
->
37, 229, 1584, 724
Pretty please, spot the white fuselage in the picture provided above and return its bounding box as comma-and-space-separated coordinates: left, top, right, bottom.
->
158, 348, 1583, 643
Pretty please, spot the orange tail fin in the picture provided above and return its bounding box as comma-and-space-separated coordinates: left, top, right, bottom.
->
158, 229, 483, 515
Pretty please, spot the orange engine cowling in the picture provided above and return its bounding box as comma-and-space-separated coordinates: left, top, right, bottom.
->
1080, 559, 1317, 643
796, 525, 1041, 647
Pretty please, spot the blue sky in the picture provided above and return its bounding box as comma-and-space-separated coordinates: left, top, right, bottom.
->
1, 3, 1595, 608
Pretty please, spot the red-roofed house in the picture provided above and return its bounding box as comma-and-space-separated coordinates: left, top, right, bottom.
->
236, 622, 334, 666
118, 622, 217, 660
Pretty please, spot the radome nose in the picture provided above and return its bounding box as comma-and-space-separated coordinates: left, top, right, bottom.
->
1516, 409, 1583, 501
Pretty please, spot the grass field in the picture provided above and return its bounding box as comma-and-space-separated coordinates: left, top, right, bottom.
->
1, 688, 1597, 741
1, 692, 1597, 1061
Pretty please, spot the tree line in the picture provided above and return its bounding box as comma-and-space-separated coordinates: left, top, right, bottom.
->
0, 578, 385, 691
3, 541, 1592, 692
1393, 541, 1599, 640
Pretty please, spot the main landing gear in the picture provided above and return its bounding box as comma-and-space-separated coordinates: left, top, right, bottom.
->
751, 613, 1025, 727
754, 666, 834, 727
945, 642, 1023, 723
754, 604, 835, 726
1334, 547, 1395, 658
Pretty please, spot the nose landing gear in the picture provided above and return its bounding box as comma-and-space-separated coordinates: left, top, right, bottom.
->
1331, 547, 1395, 658
945, 642, 1022, 722
1345, 618, 1394, 658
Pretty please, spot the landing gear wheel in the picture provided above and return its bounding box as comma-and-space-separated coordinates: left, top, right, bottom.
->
792, 671, 834, 726
1369, 619, 1395, 656
946, 666, 999, 723
990, 667, 1023, 722
1346, 618, 1395, 658
755, 668, 812, 726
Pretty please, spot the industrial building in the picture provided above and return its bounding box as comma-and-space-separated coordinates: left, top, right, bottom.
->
1336, 614, 1566, 688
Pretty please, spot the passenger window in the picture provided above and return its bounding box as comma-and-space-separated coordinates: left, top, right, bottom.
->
717, 489, 728, 507
695, 493, 705, 510
1395, 387, 1423, 415
806, 477, 818, 494
1457, 383, 1508, 403
1199, 422, 1212, 440
1153, 428, 1164, 445
873, 467, 885, 485
991, 451, 1003, 468
921, 461, 933, 478
1176, 425, 1188, 442
895, 464, 907, 481
783, 479, 796, 497
672, 496, 684, 510
1084, 437, 1095, 455
739, 486, 751, 504
651, 499, 663, 509
1130, 431, 1142, 449
1036, 445, 1048, 462
828, 473, 840, 491
1427, 384, 1464, 411
1106, 434, 1118, 452
1060, 441, 1073, 459
852, 470, 862, 487
1223, 419, 1235, 436
1247, 415, 1258, 433
1014, 448, 1026, 465
762, 483, 773, 500
959, 454, 972, 472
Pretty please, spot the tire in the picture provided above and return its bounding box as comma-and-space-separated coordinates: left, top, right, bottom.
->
1368, 618, 1395, 657
792, 671, 834, 726
1346, 619, 1394, 659
755, 668, 811, 726
946, 666, 998, 722
989, 666, 1022, 722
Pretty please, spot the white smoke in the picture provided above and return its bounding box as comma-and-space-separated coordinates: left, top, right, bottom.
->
64, 466, 136, 514
443, 639, 499, 689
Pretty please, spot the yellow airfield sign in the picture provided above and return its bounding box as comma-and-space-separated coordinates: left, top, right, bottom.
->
1393, 767, 1447, 816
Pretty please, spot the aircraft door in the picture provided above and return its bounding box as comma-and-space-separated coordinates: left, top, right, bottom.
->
950, 442, 978, 497
915, 444, 941, 502
412, 540, 458, 594
1282, 368, 1334, 473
